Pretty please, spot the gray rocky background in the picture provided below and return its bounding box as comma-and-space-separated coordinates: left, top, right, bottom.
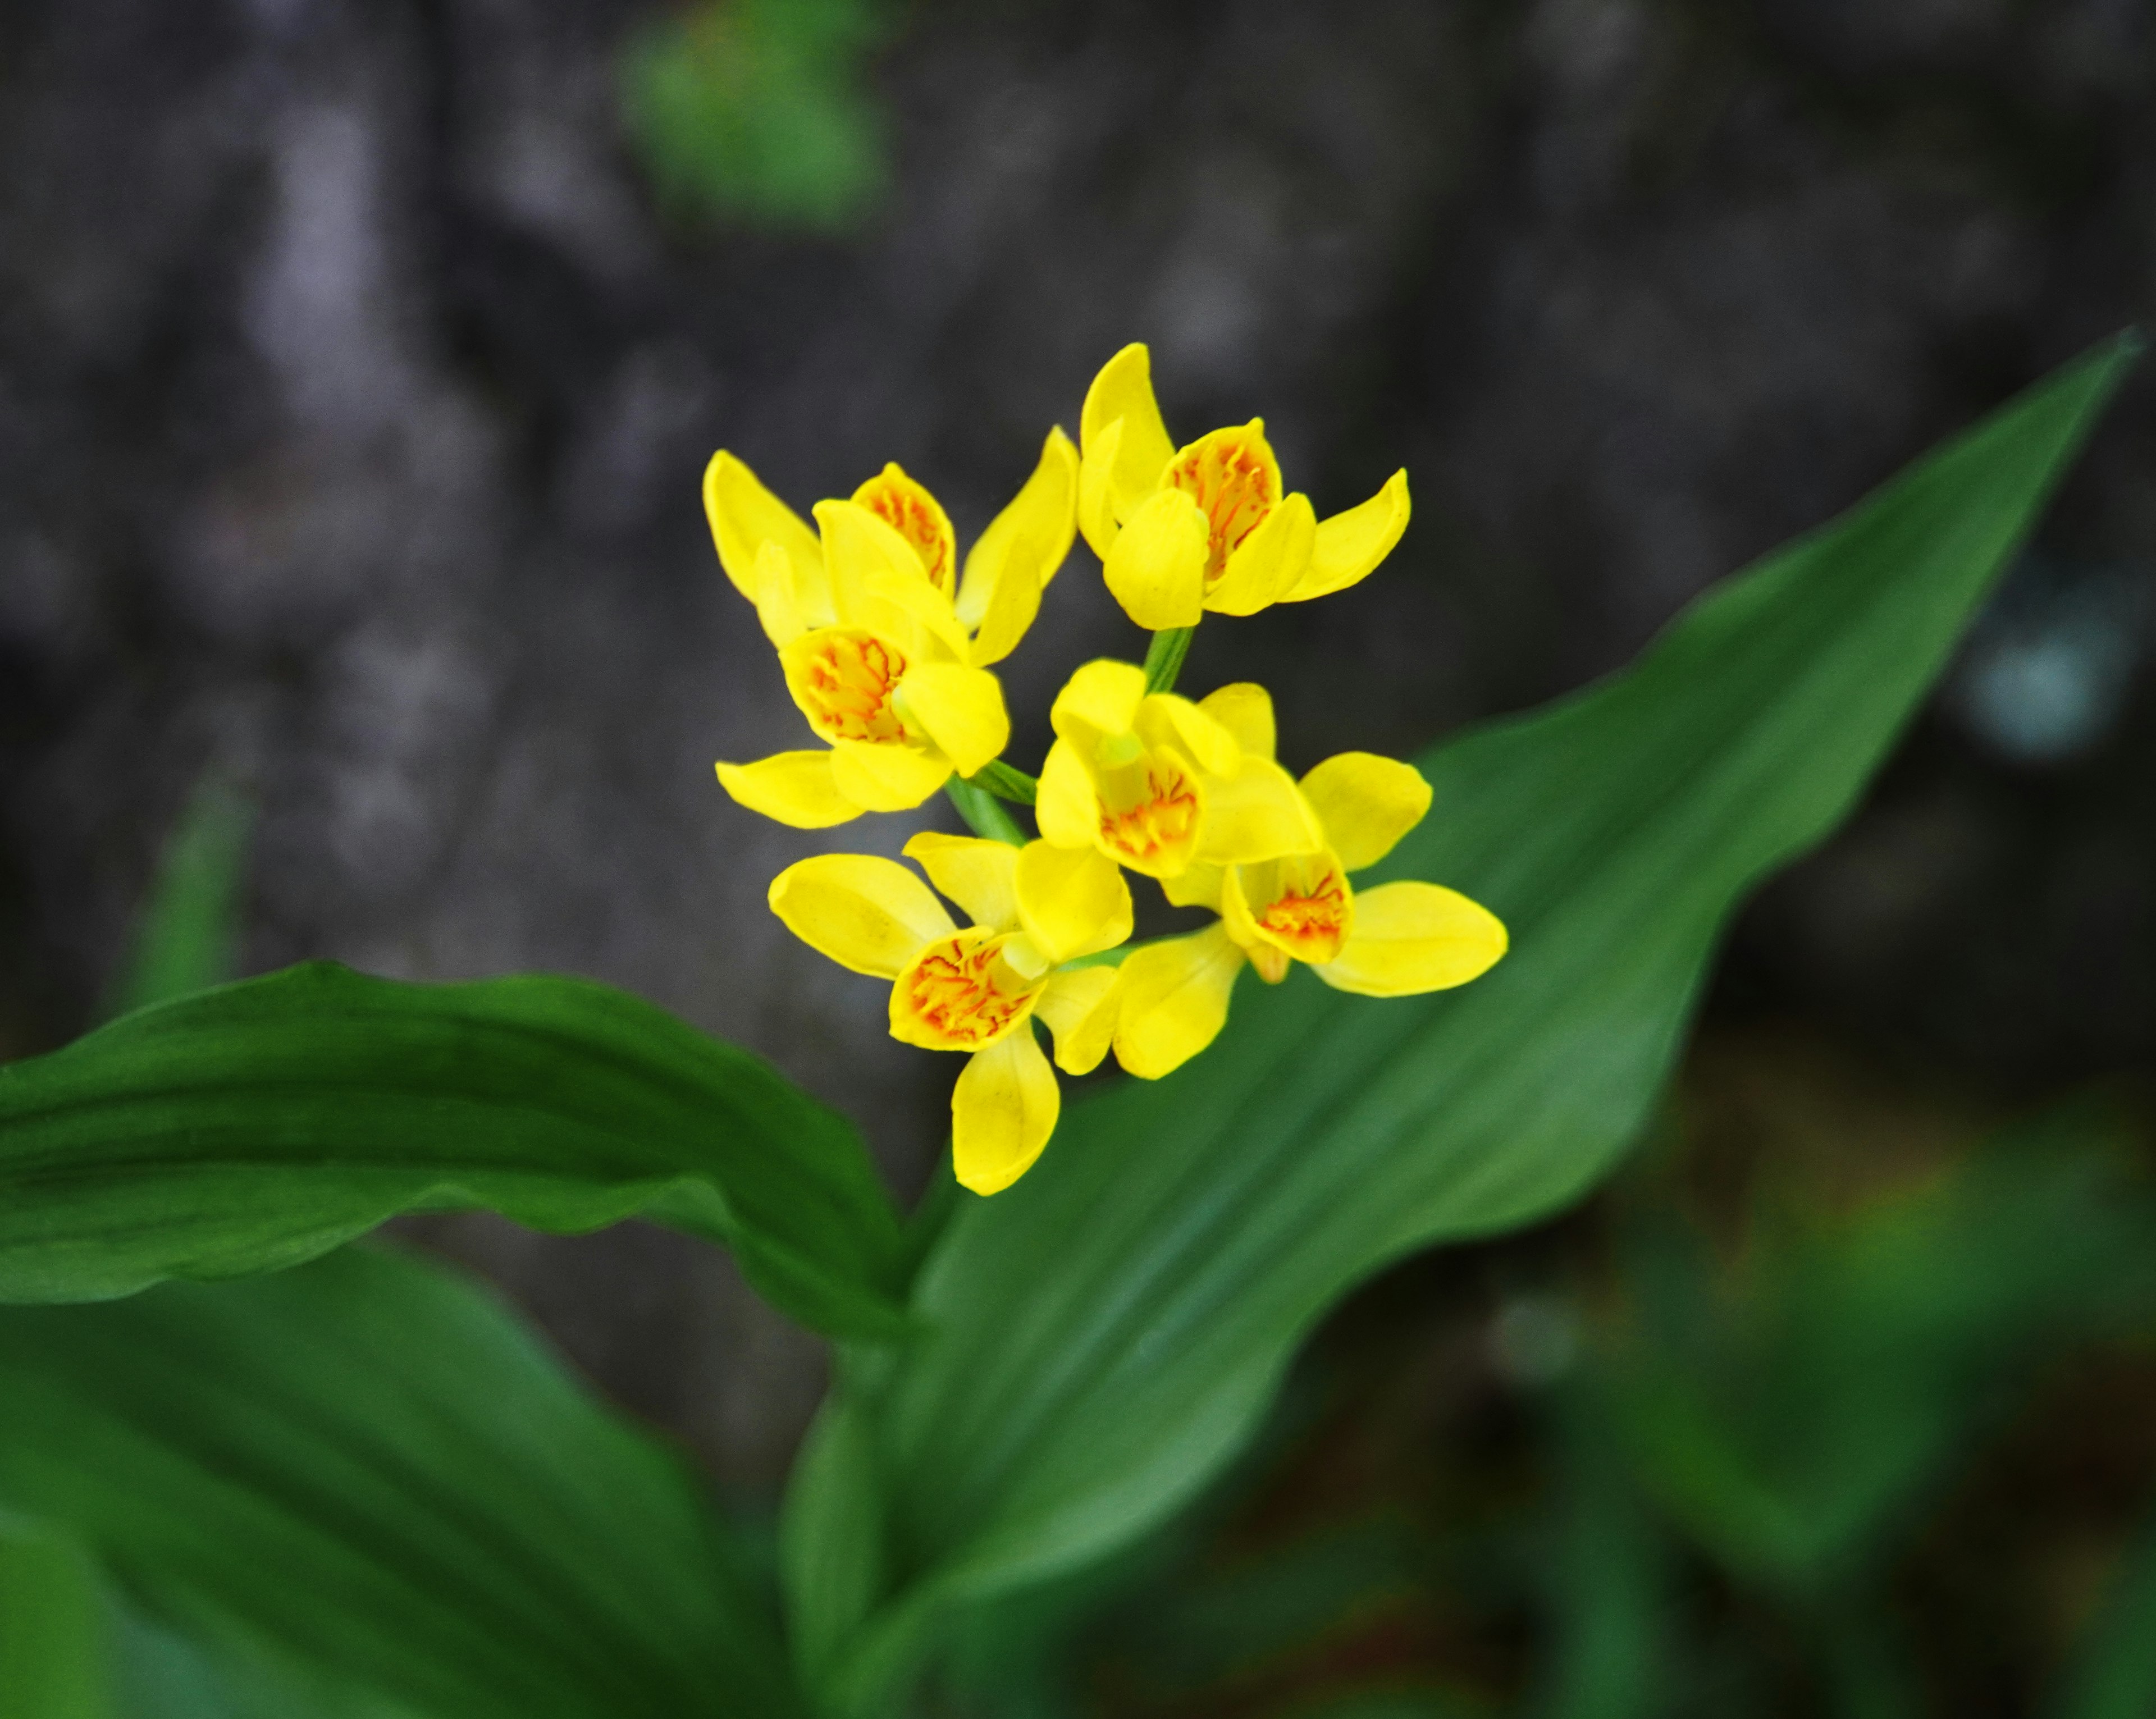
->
3, 0, 2153, 1489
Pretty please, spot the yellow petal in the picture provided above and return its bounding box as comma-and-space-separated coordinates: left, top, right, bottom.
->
814, 498, 937, 626
714, 751, 861, 829
1077, 414, 1124, 563
1313, 880, 1507, 997
960, 427, 1079, 626
894, 662, 1010, 778
1299, 752, 1432, 872
1195, 683, 1275, 761
964, 540, 1047, 669
1035, 965, 1122, 1075
780, 628, 912, 749
1194, 756, 1324, 864
750, 540, 816, 647
1161, 861, 1225, 910
1080, 344, 1175, 522
829, 739, 952, 811
1138, 693, 1240, 778
703, 450, 823, 602
1283, 468, 1410, 602
852, 463, 957, 599
1112, 923, 1245, 1080
1103, 488, 1208, 631
1049, 659, 1149, 750
1035, 739, 1098, 849
903, 831, 1019, 932
1204, 491, 1315, 616
1015, 841, 1132, 964
952, 1027, 1061, 1195
769, 853, 955, 977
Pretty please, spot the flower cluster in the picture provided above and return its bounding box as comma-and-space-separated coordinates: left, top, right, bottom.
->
710, 345, 1508, 1195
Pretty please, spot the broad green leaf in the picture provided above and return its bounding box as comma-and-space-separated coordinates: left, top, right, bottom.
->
109, 771, 254, 1018
0, 962, 907, 1339
0, 1245, 808, 1719
790, 335, 2139, 1707
0, 1519, 112, 1719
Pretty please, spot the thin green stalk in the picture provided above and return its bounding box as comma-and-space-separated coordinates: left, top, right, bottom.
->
1142, 625, 1195, 695
944, 778, 1026, 845
966, 760, 1039, 804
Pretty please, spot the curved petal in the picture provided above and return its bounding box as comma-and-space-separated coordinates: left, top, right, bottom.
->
1283, 468, 1410, 602
965, 543, 1047, 669
903, 831, 1019, 932
1160, 861, 1225, 911
1077, 414, 1124, 563
769, 853, 955, 977
1035, 739, 1098, 850
750, 540, 818, 647
1035, 965, 1122, 1075
852, 463, 957, 599
714, 751, 861, 829
1015, 842, 1132, 964
1112, 923, 1245, 1080
1313, 880, 1508, 997
814, 498, 939, 625
960, 427, 1079, 628
1193, 755, 1324, 865
1050, 660, 1149, 750
896, 662, 1010, 778
829, 739, 952, 812
703, 450, 823, 602
952, 1028, 1061, 1195
1195, 683, 1276, 761
1103, 488, 1208, 631
1299, 752, 1433, 872
1138, 692, 1240, 778
1080, 344, 1175, 521
1205, 491, 1315, 616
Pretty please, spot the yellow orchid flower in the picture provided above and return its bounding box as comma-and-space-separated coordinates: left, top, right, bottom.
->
1035, 660, 1322, 879
769, 833, 1131, 1194
1108, 684, 1507, 1080
707, 433, 1079, 828
1077, 343, 1411, 630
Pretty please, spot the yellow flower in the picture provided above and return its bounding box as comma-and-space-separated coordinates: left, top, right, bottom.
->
707, 433, 1079, 827
769, 834, 1131, 1194
1077, 344, 1411, 629
1109, 685, 1507, 1079
1035, 661, 1322, 879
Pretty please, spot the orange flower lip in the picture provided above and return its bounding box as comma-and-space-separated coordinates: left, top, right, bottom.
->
898, 932, 1038, 1049
798, 630, 909, 743
1254, 872, 1350, 964
1098, 758, 1201, 870
1165, 426, 1280, 585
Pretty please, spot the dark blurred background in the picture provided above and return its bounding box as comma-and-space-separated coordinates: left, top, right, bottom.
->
4, 2, 2156, 1711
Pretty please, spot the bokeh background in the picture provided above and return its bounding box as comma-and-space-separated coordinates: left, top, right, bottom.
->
4, 2, 2156, 1711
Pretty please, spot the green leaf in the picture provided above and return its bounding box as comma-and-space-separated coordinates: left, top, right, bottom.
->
0, 1519, 113, 1719
787, 334, 2140, 1707
109, 771, 254, 1019
0, 1245, 808, 1719
2052, 1501, 2156, 1719
0, 962, 908, 1340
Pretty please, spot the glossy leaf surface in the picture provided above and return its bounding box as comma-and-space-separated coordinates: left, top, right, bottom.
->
794, 336, 2139, 1706
0, 963, 907, 1338
0, 1246, 806, 1719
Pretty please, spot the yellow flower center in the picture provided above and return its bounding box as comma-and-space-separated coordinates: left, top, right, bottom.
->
797, 630, 909, 743
1257, 874, 1349, 959
1097, 755, 1201, 873
855, 468, 957, 597
897, 932, 1039, 1049
1236, 851, 1352, 976
1165, 426, 1278, 585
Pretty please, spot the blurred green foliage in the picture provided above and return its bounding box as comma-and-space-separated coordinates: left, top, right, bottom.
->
619, 0, 888, 233
108, 772, 253, 1019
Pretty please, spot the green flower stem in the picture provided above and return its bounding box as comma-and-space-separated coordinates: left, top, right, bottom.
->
944, 777, 1026, 846
1143, 625, 1196, 696
966, 760, 1039, 804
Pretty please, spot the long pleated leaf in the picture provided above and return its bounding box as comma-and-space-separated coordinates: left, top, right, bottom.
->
0, 1245, 808, 1719
793, 334, 2140, 1708
0, 963, 907, 1338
